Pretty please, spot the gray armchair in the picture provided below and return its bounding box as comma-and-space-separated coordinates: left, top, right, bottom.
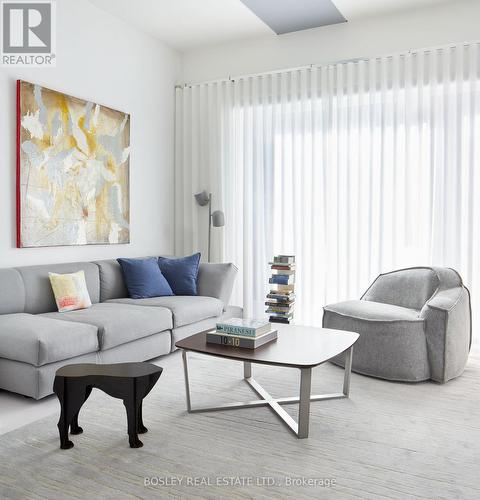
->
322, 267, 471, 383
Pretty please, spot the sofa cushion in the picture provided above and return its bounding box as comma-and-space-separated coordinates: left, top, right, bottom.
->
94, 259, 129, 301
0, 268, 25, 314
42, 303, 173, 350
107, 295, 223, 328
0, 313, 98, 366
16, 262, 100, 314
324, 300, 420, 321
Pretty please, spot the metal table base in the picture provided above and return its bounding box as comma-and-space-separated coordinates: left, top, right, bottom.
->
181, 347, 353, 439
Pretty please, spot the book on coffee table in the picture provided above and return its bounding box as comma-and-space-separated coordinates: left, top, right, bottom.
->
206, 329, 278, 349
216, 318, 271, 337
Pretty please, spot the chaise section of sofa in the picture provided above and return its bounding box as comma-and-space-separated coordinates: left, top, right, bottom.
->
0, 264, 104, 398
0, 313, 99, 366
0, 257, 240, 399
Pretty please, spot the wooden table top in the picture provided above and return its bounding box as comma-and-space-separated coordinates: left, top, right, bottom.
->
55, 362, 163, 378
175, 324, 359, 368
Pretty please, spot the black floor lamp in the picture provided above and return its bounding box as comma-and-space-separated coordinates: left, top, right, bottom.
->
194, 190, 225, 262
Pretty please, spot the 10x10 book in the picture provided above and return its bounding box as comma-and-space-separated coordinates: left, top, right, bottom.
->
206, 329, 278, 349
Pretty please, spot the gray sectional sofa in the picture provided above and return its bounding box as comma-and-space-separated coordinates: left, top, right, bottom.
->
0, 258, 240, 399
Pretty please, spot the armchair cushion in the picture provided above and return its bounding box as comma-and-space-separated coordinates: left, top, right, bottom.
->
324, 300, 420, 322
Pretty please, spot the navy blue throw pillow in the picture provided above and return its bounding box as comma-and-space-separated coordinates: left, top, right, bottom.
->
158, 253, 201, 295
117, 258, 173, 299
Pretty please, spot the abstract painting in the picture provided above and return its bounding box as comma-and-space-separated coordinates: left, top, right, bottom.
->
17, 80, 130, 247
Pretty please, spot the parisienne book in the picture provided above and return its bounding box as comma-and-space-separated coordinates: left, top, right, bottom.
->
216, 318, 271, 337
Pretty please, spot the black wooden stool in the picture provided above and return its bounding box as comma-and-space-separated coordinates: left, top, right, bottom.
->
53, 362, 162, 449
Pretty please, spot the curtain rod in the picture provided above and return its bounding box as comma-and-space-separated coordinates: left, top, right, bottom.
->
175, 39, 480, 89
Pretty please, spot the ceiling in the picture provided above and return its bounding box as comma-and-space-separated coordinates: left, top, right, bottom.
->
89, 0, 458, 52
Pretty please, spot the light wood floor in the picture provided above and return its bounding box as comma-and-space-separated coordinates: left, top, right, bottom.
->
0, 348, 479, 499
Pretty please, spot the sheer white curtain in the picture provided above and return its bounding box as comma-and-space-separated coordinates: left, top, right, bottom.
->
175, 43, 480, 342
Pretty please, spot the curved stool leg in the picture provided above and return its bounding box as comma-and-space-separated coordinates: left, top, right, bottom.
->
70, 386, 92, 434
53, 376, 73, 449
123, 379, 143, 448
137, 402, 148, 434
124, 399, 143, 448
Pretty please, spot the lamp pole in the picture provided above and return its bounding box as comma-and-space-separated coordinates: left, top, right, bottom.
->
207, 193, 212, 262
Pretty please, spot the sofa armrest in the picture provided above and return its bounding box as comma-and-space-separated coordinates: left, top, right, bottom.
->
420, 287, 471, 383
197, 263, 238, 310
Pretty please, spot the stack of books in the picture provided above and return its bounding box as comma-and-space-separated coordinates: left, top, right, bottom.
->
266, 255, 295, 324
206, 318, 278, 349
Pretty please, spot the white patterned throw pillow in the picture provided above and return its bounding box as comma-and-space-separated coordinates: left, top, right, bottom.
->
49, 270, 92, 312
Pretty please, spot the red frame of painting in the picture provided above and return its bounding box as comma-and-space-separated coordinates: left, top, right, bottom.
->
16, 79, 21, 248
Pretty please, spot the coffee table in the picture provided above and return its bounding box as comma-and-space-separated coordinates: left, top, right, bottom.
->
175, 324, 359, 439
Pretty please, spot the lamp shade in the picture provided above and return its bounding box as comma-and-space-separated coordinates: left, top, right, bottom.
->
211, 210, 225, 227
194, 190, 210, 206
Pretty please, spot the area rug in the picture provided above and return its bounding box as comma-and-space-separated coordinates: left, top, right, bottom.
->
1, 350, 480, 499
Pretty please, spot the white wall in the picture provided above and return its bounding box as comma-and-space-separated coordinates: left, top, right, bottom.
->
0, 0, 180, 267
181, 0, 480, 83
